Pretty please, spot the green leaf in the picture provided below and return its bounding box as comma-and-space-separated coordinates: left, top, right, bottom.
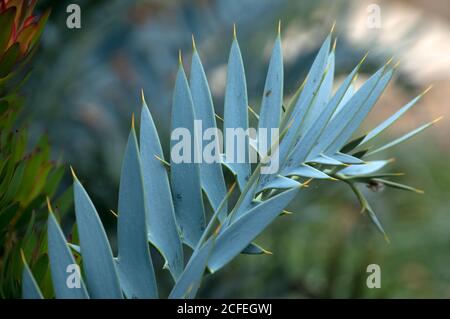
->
21, 252, 43, 299
331, 152, 365, 164
170, 62, 205, 248
347, 182, 389, 242
278, 35, 331, 162
227, 181, 259, 224
284, 36, 331, 124
285, 164, 332, 179
223, 35, 250, 190
300, 51, 334, 136
340, 135, 366, 153
0, 7, 16, 54
140, 100, 184, 279
311, 64, 387, 156
168, 238, 214, 299
259, 175, 301, 192
0, 202, 19, 230
371, 178, 424, 194
242, 242, 272, 255
345, 172, 404, 180
359, 93, 424, 146
28, 9, 51, 50
332, 84, 354, 119
169, 181, 234, 298
116, 126, 158, 298
68, 243, 81, 255
326, 68, 394, 154
190, 47, 228, 221
72, 172, 122, 298
280, 80, 303, 130
339, 160, 390, 176
4, 159, 25, 200
366, 118, 442, 156
208, 187, 300, 272
282, 59, 362, 171
258, 33, 283, 139
0, 43, 20, 78
309, 154, 343, 165
43, 166, 65, 198
47, 210, 89, 299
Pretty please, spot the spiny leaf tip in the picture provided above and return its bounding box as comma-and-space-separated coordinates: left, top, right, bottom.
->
421, 84, 433, 96
385, 56, 395, 67
332, 37, 337, 51
178, 49, 183, 65
433, 116, 444, 123
330, 21, 336, 34
140, 89, 147, 105
46, 196, 52, 212
358, 51, 370, 67
109, 209, 118, 218
69, 165, 78, 180
302, 178, 314, 187
154, 154, 170, 167
215, 113, 224, 122
191, 34, 197, 51
20, 249, 27, 264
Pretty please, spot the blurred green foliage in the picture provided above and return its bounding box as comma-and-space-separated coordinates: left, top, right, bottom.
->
0, 0, 70, 298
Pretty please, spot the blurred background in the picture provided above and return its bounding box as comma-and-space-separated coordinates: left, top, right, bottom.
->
26, 0, 450, 297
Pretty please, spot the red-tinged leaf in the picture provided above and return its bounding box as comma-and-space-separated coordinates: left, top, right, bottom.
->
0, 7, 16, 54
